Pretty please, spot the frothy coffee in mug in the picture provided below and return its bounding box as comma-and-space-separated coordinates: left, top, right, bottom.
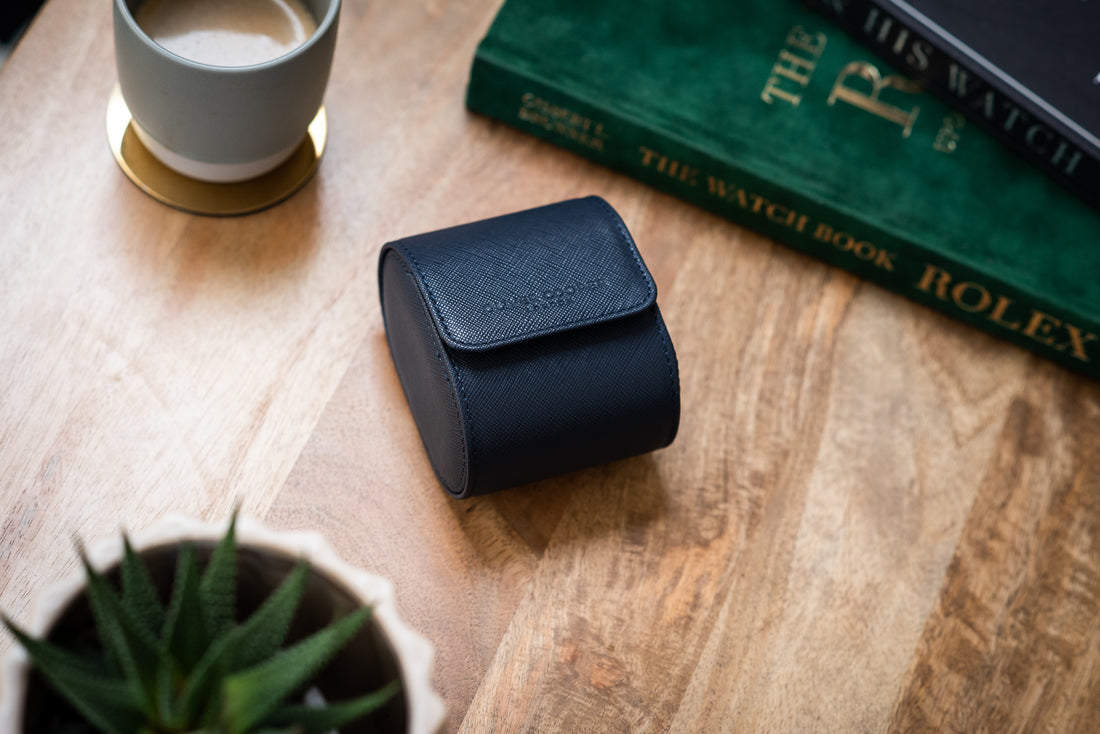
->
136, 0, 318, 67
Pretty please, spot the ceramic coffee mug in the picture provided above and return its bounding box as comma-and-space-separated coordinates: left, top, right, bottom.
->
113, 0, 340, 183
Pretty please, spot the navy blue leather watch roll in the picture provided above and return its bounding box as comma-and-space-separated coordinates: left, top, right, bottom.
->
378, 196, 680, 498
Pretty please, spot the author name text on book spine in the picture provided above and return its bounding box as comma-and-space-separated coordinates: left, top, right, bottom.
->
516, 93, 607, 151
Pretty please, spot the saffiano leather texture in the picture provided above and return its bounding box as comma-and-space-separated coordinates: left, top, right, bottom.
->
379, 196, 680, 498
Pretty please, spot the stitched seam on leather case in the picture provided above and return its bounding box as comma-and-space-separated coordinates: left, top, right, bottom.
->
397, 244, 454, 342
446, 358, 477, 497
395, 201, 656, 350
391, 254, 472, 497
427, 321, 473, 497
652, 307, 680, 426
592, 196, 656, 304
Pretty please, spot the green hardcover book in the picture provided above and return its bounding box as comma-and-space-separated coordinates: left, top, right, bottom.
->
466, 0, 1100, 379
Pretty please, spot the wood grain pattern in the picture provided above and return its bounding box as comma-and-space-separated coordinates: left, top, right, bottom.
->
2, 0, 1099, 731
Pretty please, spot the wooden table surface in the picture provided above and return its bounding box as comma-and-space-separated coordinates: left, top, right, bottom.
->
3, 0, 1100, 731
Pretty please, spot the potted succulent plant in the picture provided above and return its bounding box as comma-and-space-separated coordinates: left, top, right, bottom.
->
0, 513, 445, 734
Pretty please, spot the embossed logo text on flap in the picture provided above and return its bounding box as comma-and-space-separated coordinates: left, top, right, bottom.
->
482, 278, 608, 314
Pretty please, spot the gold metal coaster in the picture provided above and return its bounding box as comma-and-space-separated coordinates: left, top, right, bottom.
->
106, 85, 327, 216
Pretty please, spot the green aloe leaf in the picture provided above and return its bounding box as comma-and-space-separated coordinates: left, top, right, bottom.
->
199, 511, 238, 638
223, 559, 310, 672
3, 617, 143, 734
154, 655, 188, 730
169, 636, 230, 728
176, 559, 310, 726
156, 544, 214, 727
161, 544, 210, 672
269, 679, 402, 734
80, 552, 161, 717
119, 536, 165, 638
219, 607, 370, 734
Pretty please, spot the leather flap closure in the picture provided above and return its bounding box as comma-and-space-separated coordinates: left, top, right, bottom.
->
387, 197, 657, 352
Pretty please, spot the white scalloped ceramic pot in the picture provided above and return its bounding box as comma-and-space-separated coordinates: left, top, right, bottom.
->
0, 514, 445, 734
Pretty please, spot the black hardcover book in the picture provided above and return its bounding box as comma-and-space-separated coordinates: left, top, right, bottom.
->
805, 0, 1100, 212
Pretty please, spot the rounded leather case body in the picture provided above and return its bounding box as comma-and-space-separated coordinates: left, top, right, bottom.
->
378, 196, 680, 498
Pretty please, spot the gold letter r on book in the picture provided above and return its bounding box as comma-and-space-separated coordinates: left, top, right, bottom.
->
828, 61, 921, 137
